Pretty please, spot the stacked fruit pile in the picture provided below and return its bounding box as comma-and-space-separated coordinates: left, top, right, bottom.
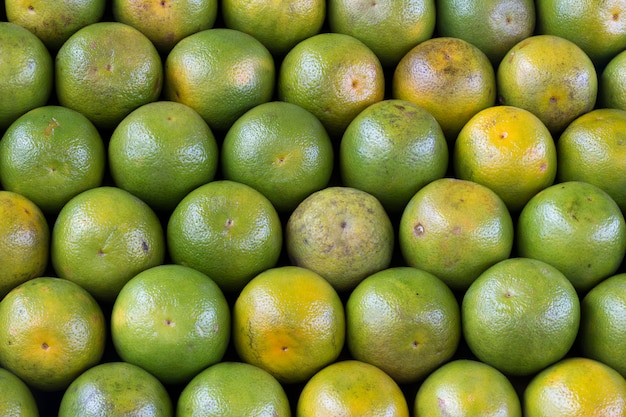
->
2, 0, 626, 415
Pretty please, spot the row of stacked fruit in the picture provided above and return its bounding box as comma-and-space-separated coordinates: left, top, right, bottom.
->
1, 0, 626, 416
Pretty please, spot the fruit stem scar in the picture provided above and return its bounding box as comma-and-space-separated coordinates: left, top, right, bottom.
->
41, 342, 49, 350
414, 223, 425, 236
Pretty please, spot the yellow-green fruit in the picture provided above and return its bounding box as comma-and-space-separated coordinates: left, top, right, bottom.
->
0, 22, 53, 131
346, 267, 461, 384
286, 186, 394, 292
340, 99, 448, 214
579, 273, 626, 378
414, 359, 522, 417
0, 368, 39, 417
6, 0, 106, 51
221, 101, 334, 213
167, 180, 283, 294
58, 362, 172, 416
463, 257, 580, 376
177, 361, 291, 417
517, 181, 626, 293
0, 105, 106, 214
109, 101, 219, 213
436, 0, 536, 65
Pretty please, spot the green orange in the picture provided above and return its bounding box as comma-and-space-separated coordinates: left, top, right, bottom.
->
164, 28, 275, 133
340, 99, 448, 214
462, 257, 580, 376
436, 0, 536, 65
109, 101, 219, 213
328, 0, 436, 68
177, 362, 291, 417
0, 22, 53, 131
51, 186, 166, 302
414, 359, 522, 417
399, 178, 514, 291
59, 362, 173, 416
167, 180, 283, 294
278, 32, 385, 139
0, 105, 106, 214
222, 0, 325, 57
600, 49, 626, 111
111, 264, 230, 385
557, 108, 626, 213
221, 101, 334, 213
346, 267, 461, 384
516, 181, 626, 293
55, 22, 163, 130
0, 368, 39, 417
579, 273, 626, 378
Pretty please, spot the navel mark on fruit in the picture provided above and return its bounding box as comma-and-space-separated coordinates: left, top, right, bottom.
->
225, 218, 234, 229
340, 221, 347, 229
97, 249, 105, 256
44, 118, 60, 136
412, 340, 419, 348
499, 131, 508, 139
281, 346, 288, 352
550, 96, 558, 104
142, 240, 149, 253
41, 342, 49, 350
28, 5, 34, 12
614, 12, 620, 21
164, 319, 173, 326
414, 223, 425, 236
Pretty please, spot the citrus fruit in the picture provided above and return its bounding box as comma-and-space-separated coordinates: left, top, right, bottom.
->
51, 186, 166, 303
524, 357, 626, 417
516, 181, 626, 293
109, 101, 219, 213
164, 28, 275, 133
327, 0, 436, 68
346, 267, 461, 384
232, 266, 345, 384
436, 0, 536, 65
0, 368, 39, 417
167, 180, 283, 294
222, 0, 325, 57
112, 0, 218, 53
340, 99, 449, 214
111, 264, 231, 385
285, 186, 394, 292
0, 22, 53, 131
55, 21, 162, 130
278, 32, 385, 139
392, 36, 496, 141
599, 49, 626, 111
6, 0, 105, 51
58, 362, 173, 416
0, 191, 49, 299
399, 178, 514, 291
177, 361, 291, 417
414, 359, 522, 417
536, 0, 626, 67
463, 257, 580, 377
221, 101, 334, 213
453, 105, 557, 213
579, 273, 626, 377
297, 360, 410, 417
0, 277, 106, 391
557, 108, 626, 213
497, 34, 597, 135
0, 105, 106, 214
